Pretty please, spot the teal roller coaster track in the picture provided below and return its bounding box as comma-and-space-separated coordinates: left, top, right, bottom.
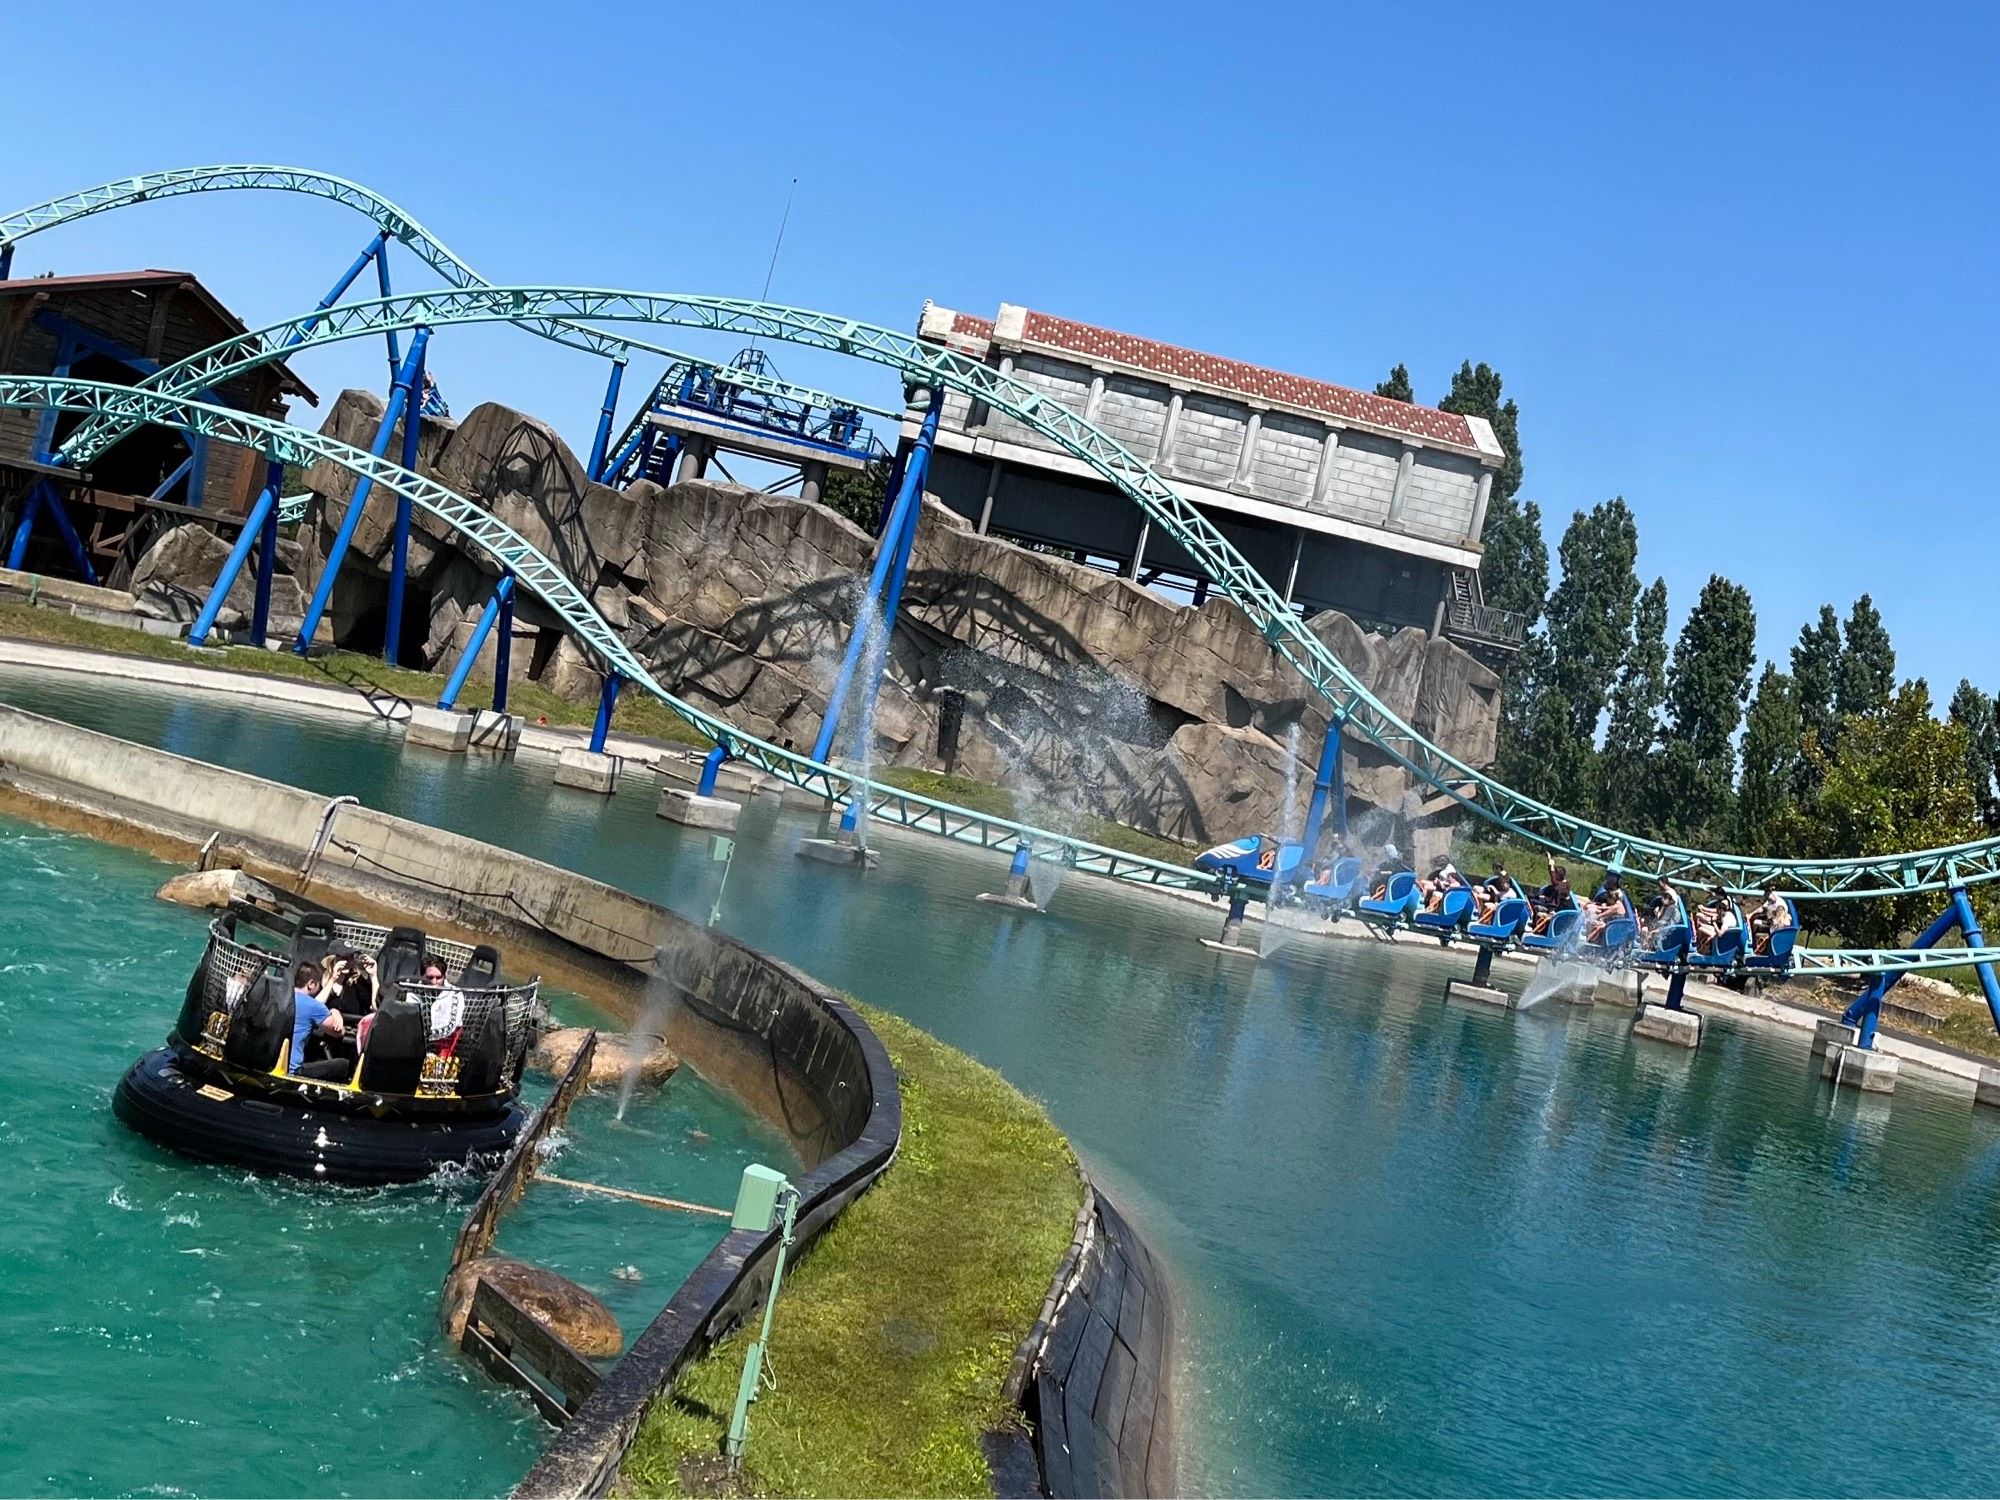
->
4, 167, 1997, 981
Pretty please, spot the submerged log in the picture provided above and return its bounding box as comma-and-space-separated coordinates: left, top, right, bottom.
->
440, 1255, 623, 1358
529, 1023, 679, 1090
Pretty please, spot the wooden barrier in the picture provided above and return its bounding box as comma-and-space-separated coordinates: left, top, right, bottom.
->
461, 1279, 603, 1426
452, 1031, 599, 1271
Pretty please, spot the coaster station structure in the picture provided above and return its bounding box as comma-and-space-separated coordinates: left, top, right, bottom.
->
4, 168, 2000, 1022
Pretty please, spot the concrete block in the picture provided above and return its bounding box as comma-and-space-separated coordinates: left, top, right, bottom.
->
466, 709, 523, 754
404, 704, 473, 753
1812, 1018, 1861, 1058
554, 747, 620, 794
976, 892, 1043, 912
658, 788, 740, 831
71, 603, 185, 638
1632, 1003, 1703, 1049
1975, 1067, 2000, 1110
1822, 1044, 1899, 1094
1443, 979, 1510, 1008
796, 836, 879, 869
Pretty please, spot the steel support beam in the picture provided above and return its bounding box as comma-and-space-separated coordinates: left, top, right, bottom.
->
438, 574, 516, 709
586, 360, 625, 482
383, 334, 428, 664
188, 479, 280, 646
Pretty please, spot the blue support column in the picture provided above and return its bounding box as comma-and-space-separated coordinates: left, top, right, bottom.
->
21, 477, 98, 583
1843, 899, 1966, 1047
811, 390, 940, 764
375, 238, 401, 382
697, 745, 729, 796
291, 231, 387, 349
586, 360, 626, 482
438, 574, 516, 709
1951, 888, 2000, 1035
492, 582, 515, 713
186, 433, 209, 509
148, 455, 194, 503
294, 329, 431, 653
6, 482, 44, 570
0, 243, 13, 280
383, 335, 429, 665
250, 458, 283, 646
188, 482, 280, 647
589, 672, 623, 754
1299, 718, 1347, 858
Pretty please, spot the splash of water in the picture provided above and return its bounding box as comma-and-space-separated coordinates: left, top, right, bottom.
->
1026, 855, 1064, 910
614, 976, 677, 1122
826, 575, 892, 850
1516, 958, 1594, 1010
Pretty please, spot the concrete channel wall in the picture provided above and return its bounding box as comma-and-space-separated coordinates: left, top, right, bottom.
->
0, 703, 902, 1493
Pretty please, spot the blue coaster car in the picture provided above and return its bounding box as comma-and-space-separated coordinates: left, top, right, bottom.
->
1357, 871, 1420, 927
1745, 900, 1801, 977
1637, 922, 1692, 969
1411, 886, 1475, 940
1576, 915, 1639, 966
1302, 856, 1364, 913
1689, 922, 1748, 971
1520, 905, 1581, 955
1467, 897, 1533, 948
1193, 835, 1303, 888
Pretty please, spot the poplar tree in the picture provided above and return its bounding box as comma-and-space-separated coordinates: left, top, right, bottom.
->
1836, 593, 1896, 720
1479, 497, 1550, 633
1374, 364, 1415, 403
1948, 679, 2000, 827
1737, 665, 1802, 849
1439, 361, 1524, 505
1657, 574, 1757, 838
1791, 605, 1843, 748
1598, 577, 1669, 832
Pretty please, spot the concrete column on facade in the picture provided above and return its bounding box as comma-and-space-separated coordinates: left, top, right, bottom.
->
1468, 469, 1494, 543
1156, 392, 1185, 469
969, 355, 1014, 432
1386, 444, 1416, 525
799, 459, 829, 507
1309, 428, 1342, 511
1283, 529, 1304, 605
1128, 518, 1151, 580
1232, 411, 1263, 488
679, 438, 710, 482
976, 461, 1004, 534
1083, 373, 1107, 426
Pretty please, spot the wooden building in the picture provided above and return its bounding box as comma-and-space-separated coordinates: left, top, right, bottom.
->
0, 269, 314, 581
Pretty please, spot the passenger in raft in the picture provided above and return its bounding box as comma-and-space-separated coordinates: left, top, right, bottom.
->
289, 960, 350, 1080
324, 944, 375, 1017
423, 961, 466, 1056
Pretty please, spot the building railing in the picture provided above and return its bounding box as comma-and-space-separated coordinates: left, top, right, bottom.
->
1442, 597, 1528, 649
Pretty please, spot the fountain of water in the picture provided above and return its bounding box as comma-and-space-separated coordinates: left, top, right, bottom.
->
798, 577, 888, 868
1515, 957, 1596, 1011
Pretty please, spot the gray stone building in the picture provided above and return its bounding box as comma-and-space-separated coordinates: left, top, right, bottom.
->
905, 301, 1525, 656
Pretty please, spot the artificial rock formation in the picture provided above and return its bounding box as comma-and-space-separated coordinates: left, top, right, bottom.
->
530, 1024, 680, 1090
136, 388, 1502, 850
438, 1255, 623, 1359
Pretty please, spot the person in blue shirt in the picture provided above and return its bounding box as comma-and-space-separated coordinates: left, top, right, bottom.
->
289, 959, 348, 1078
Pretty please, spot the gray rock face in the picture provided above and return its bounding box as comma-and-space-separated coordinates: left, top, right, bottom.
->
148, 388, 1505, 849
129, 523, 306, 630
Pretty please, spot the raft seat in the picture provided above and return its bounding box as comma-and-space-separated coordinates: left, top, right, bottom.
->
1520, 907, 1581, 954
289, 912, 336, 966
375, 925, 429, 1001
222, 970, 296, 1074
459, 943, 503, 988
1411, 886, 1474, 938
1357, 871, 1420, 927
355, 998, 427, 1095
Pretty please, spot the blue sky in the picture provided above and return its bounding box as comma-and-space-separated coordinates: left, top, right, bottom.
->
5, 1, 1994, 698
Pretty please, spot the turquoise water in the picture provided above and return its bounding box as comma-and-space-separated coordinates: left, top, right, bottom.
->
0, 797, 791, 1497
13, 664, 2000, 1494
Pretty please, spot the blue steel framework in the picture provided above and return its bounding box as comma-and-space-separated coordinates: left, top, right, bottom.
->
0, 169, 1995, 979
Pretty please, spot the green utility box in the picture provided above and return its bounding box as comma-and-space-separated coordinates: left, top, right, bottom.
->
732, 1163, 787, 1232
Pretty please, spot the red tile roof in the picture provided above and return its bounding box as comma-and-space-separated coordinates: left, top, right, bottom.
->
1011, 308, 1476, 448
950, 311, 995, 340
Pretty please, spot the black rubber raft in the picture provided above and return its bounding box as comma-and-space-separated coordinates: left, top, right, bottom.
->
115, 1046, 526, 1186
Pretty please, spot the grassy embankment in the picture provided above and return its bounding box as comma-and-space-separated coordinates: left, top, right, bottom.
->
619, 1003, 1082, 1498
0, 599, 1198, 866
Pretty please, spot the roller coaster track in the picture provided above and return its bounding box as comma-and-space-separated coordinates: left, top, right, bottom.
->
37, 283, 2000, 903
8, 376, 1995, 979
0, 166, 899, 424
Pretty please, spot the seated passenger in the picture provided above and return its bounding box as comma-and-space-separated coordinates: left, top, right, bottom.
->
1419, 854, 1467, 911
289, 960, 350, 1080
1581, 872, 1627, 941
1642, 878, 1687, 945
1530, 863, 1572, 932
1473, 863, 1520, 924
1750, 887, 1794, 951
324, 945, 376, 1017
1692, 884, 1739, 953
422, 960, 466, 1056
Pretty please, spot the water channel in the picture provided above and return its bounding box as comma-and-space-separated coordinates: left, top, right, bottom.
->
10, 661, 2000, 1495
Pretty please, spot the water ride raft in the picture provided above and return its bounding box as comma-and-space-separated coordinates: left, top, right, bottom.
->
115, 906, 545, 1186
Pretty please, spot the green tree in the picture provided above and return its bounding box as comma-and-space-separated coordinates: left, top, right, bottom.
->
821, 458, 891, 533
1438, 360, 1524, 505
1502, 498, 1640, 810
1478, 496, 1550, 632
1807, 682, 1985, 946
1836, 593, 1896, 720
1598, 577, 1669, 832
1374, 364, 1415, 403
1656, 574, 1757, 839
1789, 603, 1843, 787
1736, 665, 1801, 848
1948, 679, 1999, 827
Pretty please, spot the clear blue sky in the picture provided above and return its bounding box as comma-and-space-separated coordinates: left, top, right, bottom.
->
5, 1, 1994, 698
